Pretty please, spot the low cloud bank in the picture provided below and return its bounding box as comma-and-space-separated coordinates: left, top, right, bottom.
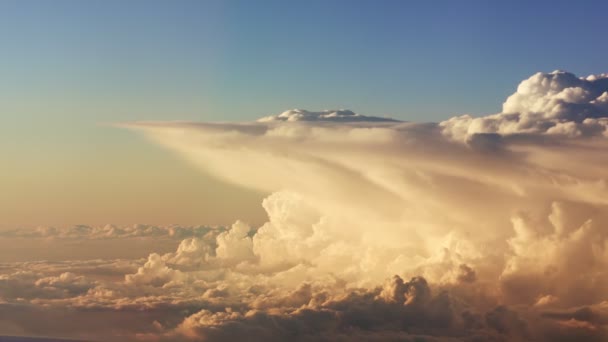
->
0, 224, 216, 240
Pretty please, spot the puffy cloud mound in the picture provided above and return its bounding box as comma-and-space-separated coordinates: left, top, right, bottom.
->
171, 275, 459, 342
441, 70, 608, 141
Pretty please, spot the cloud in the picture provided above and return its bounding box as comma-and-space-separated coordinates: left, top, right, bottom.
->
0, 271, 96, 300
125, 253, 184, 287
257, 109, 399, 123
118, 71, 608, 340
4, 70, 608, 341
0, 224, 216, 240
168, 275, 463, 342
440, 71, 608, 141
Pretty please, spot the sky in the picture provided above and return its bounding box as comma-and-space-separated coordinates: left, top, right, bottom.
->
1, 0, 608, 227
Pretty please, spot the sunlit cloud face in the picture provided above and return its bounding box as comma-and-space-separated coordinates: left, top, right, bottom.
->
2, 71, 608, 341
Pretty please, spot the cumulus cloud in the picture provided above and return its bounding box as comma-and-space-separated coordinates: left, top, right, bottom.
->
440, 70, 608, 141
169, 275, 461, 342
3, 70, 608, 341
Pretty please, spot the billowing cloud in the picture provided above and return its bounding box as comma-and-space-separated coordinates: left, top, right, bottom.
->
441, 70, 608, 141
3, 71, 608, 341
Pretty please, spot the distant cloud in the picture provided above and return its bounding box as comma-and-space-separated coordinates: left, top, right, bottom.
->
257, 109, 399, 123
0, 224, 217, 240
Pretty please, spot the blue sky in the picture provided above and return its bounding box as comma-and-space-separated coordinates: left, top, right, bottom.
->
1, 0, 607, 225
2, 0, 607, 122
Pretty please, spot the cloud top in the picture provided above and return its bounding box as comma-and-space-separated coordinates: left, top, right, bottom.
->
257, 109, 399, 123
441, 70, 608, 141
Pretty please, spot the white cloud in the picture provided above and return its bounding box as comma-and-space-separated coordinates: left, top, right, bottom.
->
440, 71, 608, 141
125, 253, 184, 287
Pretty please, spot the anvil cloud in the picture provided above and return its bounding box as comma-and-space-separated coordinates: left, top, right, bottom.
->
2, 71, 608, 341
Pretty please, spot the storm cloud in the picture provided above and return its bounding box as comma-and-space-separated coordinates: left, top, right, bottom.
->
2, 71, 608, 341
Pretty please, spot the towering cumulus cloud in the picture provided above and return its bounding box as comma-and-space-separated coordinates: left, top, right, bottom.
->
117, 70, 608, 341
2, 71, 608, 341
442, 70, 608, 140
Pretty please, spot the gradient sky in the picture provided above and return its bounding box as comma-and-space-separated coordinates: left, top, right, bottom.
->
2, 0, 607, 227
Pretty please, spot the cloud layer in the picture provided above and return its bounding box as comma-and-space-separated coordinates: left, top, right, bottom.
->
0, 224, 216, 240
3, 70, 608, 341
